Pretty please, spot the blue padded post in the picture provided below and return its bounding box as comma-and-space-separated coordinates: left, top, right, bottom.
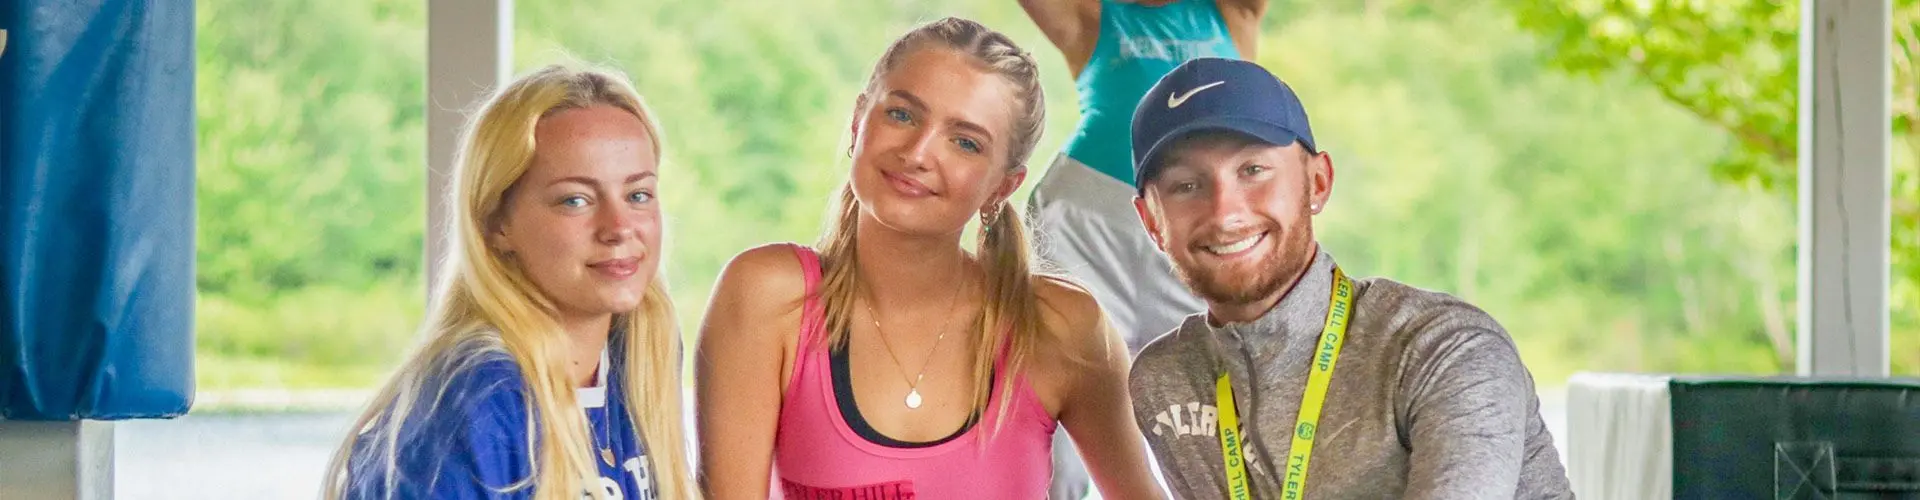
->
1, 0, 195, 420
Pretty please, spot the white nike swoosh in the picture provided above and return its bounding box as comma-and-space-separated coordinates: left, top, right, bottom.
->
1167, 81, 1226, 109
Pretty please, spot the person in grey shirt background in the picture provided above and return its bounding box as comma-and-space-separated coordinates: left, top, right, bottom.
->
1124, 57, 1573, 499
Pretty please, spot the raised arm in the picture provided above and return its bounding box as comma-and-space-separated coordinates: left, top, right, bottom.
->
1035, 279, 1166, 499
1215, 0, 1268, 60
1018, 0, 1102, 77
695, 244, 808, 499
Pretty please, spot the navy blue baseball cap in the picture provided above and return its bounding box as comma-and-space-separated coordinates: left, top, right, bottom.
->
1131, 58, 1316, 194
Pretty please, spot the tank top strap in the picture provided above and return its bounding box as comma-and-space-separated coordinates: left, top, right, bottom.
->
788, 243, 826, 348
781, 243, 830, 397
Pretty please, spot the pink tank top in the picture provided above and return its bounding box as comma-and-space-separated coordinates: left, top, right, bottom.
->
773, 244, 1057, 499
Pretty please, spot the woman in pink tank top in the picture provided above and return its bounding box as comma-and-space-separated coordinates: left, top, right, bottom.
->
695, 17, 1163, 500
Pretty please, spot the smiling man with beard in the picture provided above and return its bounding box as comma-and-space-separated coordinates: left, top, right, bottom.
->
1124, 58, 1573, 499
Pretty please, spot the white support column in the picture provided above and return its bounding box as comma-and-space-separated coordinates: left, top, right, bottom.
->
426, 0, 513, 297
1796, 0, 1892, 377
0, 421, 115, 499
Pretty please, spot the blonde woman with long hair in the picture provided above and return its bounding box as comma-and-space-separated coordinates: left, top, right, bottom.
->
323, 64, 696, 500
696, 17, 1161, 499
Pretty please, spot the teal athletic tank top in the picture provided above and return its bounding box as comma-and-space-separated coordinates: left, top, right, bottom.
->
1062, 0, 1242, 186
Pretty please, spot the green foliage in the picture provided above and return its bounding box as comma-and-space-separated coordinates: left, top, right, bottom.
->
194, 0, 428, 386
195, 0, 426, 299
1503, 0, 1918, 190
1504, 0, 1920, 373
197, 280, 424, 389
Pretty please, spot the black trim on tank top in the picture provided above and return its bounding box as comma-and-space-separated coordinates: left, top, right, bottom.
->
830, 336, 989, 449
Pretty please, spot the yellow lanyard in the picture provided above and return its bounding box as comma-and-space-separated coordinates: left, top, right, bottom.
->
1216, 267, 1353, 500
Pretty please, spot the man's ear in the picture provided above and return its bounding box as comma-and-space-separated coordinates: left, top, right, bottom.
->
1308, 151, 1334, 213
1134, 194, 1169, 253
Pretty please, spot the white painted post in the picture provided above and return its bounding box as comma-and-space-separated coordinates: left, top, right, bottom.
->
426, 0, 513, 298
1796, 0, 1893, 377
0, 421, 115, 499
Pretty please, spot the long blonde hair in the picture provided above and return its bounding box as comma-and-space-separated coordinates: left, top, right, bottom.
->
816, 17, 1053, 433
322, 64, 696, 500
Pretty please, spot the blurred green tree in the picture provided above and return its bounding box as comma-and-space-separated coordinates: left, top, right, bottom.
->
1504, 0, 1919, 372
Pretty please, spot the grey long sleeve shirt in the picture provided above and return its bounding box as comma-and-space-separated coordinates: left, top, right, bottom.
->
1129, 251, 1572, 499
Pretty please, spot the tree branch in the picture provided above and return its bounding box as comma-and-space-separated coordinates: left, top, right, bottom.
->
1627, 60, 1796, 164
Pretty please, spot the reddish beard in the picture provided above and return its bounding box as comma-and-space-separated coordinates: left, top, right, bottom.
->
1170, 211, 1315, 308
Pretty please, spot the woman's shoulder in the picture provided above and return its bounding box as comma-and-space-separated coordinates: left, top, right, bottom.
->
346, 341, 536, 496
1032, 275, 1105, 341
707, 243, 815, 323
1029, 275, 1116, 364
1020, 275, 1124, 417
423, 344, 529, 420
716, 243, 813, 301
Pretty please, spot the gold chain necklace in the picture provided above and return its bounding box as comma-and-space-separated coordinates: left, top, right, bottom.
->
862, 274, 967, 410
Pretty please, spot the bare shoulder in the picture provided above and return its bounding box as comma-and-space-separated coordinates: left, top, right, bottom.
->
1215, 0, 1269, 19
1026, 274, 1130, 420
1032, 274, 1108, 348
1215, 0, 1267, 58
1018, 0, 1103, 73
701, 243, 813, 346
711, 243, 810, 307
1028, 275, 1127, 385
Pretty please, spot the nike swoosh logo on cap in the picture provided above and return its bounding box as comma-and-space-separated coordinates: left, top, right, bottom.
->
1167, 81, 1226, 109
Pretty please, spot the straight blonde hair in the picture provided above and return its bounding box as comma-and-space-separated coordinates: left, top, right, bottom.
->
322, 64, 696, 500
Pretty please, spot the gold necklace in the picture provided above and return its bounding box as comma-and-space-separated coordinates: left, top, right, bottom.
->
862, 276, 967, 410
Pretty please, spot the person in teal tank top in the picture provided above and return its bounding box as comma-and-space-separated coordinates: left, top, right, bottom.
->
1062, 0, 1251, 184
1019, 2, 1270, 497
